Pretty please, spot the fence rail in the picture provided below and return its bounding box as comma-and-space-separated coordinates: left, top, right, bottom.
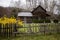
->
0, 23, 60, 37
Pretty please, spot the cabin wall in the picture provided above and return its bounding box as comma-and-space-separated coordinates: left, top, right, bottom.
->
18, 16, 32, 23
17, 16, 50, 23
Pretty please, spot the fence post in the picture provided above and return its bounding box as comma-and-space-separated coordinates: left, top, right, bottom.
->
13, 24, 17, 37
56, 23, 60, 34
28, 24, 32, 33
0, 24, 1, 34
39, 24, 45, 34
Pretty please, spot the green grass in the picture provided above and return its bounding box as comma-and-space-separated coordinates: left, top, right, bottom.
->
0, 34, 60, 40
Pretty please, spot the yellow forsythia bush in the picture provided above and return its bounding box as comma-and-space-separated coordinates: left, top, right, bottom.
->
0, 15, 23, 26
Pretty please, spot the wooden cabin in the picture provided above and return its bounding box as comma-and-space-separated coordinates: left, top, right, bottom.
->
18, 5, 50, 23
31, 5, 50, 20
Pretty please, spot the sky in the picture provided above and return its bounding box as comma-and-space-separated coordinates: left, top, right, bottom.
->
0, 0, 26, 7
0, 0, 11, 7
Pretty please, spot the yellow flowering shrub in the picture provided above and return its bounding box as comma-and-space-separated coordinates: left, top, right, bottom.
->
17, 20, 23, 26
0, 15, 23, 26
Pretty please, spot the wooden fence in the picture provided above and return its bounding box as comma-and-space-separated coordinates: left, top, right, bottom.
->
0, 23, 60, 37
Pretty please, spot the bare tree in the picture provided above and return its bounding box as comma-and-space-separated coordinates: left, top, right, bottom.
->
44, 0, 48, 9
10, 0, 20, 8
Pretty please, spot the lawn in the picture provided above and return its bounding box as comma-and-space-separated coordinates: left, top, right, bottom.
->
0, 34, 60, 40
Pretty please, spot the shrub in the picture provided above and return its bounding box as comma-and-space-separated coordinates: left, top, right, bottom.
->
32, 19, 44, 23
32, 19, 39, 23
32, 19, 51, 23
53, 19, 59, 23
44, 19, 51, 23
39, 19, 44, 23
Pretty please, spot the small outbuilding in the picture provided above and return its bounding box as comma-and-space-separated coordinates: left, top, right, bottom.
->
18, 12, 33, 23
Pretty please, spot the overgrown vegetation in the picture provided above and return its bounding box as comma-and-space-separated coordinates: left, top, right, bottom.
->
0, 34, 60, 40
53, 19, 59, 23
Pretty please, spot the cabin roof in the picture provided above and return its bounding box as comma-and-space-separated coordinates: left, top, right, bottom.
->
18, 12, 33, 17
31, 5, 46, 13
31, 5, 50, 17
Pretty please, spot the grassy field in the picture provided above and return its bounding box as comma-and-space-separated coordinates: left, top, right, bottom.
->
0, 34, 60, 40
